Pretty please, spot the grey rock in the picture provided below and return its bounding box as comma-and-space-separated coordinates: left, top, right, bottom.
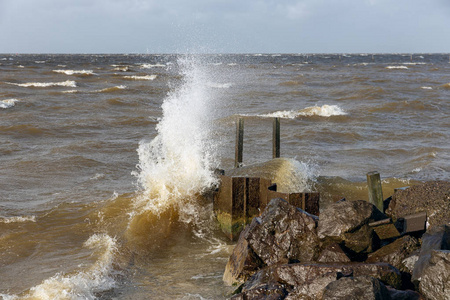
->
419, 250, 450, 300
322, 276, 390, 300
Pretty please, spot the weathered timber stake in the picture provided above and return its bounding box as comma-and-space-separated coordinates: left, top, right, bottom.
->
367, 171, 384, 212
272, 117, 280, 158
235, 118, 244, 168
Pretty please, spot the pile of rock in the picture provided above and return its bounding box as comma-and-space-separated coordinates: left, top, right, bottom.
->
223, 181, 450, 299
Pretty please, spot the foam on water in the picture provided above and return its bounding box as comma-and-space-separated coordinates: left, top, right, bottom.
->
6, 234, 119, 300
53, 70, 95, 76
132, 55, 223, 220
0, 215, 36, 223
139, 63, 166, 69
6, 81, 77, 88
385, 66, 409, 70
0, 99, 19, 109
123, 75, 157, 80
257, 104, 347, 119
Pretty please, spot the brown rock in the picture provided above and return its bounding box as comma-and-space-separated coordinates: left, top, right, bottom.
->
317, 243, 351, 263
419, 250, 450, 300
322, 276, 391, 300
366, 235, 420, 273
386, 181, 450, 230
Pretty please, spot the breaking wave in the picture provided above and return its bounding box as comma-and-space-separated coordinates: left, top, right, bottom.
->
0, 215, 36, 223
385, 66, 409, 70
257, 104, 347, 119
0, 99, 19, 109
139, 63, 166, 69
123, 75, 157, 80
53, 70, 95, 76
6, 80, 77, 88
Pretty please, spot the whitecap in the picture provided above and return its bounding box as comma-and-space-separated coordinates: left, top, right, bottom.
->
258, 104, 347, 119
385, 66, 409, 70
21, 234, 119, 300
6, 80, 77, 88
123, 75, 157, 80
139, 63, 166, 69
0, 99, 19, 109
206, 82, 232, 89
0, 215, 36, 223
95, 85, 127, 93
421, 86, 433, 90
53, 69, 95, 76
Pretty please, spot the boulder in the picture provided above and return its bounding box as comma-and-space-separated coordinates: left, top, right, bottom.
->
317, 243, 351, 263
223, 222, 265, 286
386, 286, 424, 300
366, 235, 420, 273
275, 262, 402, 289
322, 276, 391, 300
223, 198, 320, 285
412, 225, 450, 282
245, 198, 319, 266
419, 250, 450, 300
317, 199, 386, 256
386, 181, 450, 230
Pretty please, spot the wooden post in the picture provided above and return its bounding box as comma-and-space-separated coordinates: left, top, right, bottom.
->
272, 117, 280, 158
367, 171, 383, 212
235, 118, 244, 168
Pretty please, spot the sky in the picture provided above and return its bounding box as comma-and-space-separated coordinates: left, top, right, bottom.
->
0, 0, 450, 54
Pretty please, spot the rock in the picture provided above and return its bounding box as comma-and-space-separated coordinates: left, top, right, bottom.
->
245, 198, 320, 266
386, 286, 424, 300
275, 262, 402, 290
386, 181, 450, 230
317, 199, 386, 256
317, 243, 351, 263
223, 221, 265, 286
231, 283, 288, 300
412, 225, 450, 282
419, 250, 450, 300
322, 276, 391, 300
223, 198, 320, 286
366, 235, 420, 273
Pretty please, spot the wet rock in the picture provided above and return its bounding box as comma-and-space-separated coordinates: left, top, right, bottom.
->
419, 250, 450, 300
322, 276, 391, 300
245, 198, 320, 266
386, 181, 450, 230
223, 222, 265, 286
412, 225, 450, 282
317, 199, 386, 256
275, 262, 402, 289
231, 283, 288, 300
317, 243, 351, 263
366, 235, 421, 273
386, 286, 424, 300
223, 198, 320, 286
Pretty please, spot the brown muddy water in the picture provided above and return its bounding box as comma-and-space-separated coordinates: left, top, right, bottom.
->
0, 53, 449, 299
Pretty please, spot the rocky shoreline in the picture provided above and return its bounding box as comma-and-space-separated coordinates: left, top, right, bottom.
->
223, 180, 450, 299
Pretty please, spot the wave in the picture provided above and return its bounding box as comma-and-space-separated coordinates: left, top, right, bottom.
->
9, 234, 119, 300
95, 85, 127, 93
112, 66, 130, 72
0, 99, 19, 109
421, 86, 433, 90
53, 70, 95, 76
5, 80, 77, 88
139, 63, 166, 69
206, 82, 232, 89
385, 66, 409, 70
256, 104, 347, 119
442, 83, 450, 89
123, 75, 157, 80
0, 215, 36, 223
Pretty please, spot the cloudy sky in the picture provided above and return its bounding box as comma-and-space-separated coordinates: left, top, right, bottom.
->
1, 0, 449, 53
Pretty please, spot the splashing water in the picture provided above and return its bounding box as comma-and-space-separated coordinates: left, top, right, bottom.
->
132, 56, 223, 221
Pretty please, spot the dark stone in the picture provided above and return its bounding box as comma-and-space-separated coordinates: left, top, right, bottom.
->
317, 243, 351, 263
223, 198, 320, 285
412, 225, 450, 282
322, 276, 391, 300
245, 198, 320, 266
419, 250, 450, 300
366, 235, 421, 273
386, 181, 450, 230
386, 286, 424, 300
317, 199, 386, 256
231, 283, 288, 300
275, 262, 402, 289
223, 221, 266, 286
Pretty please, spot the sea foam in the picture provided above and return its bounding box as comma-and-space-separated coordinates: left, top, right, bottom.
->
0, 99, 19, 109
6, 80, 77, 88
0, 215, 36, 223
123, 75, 157, 80
53, 70, 95, 76
19, 234, 118, 300
258, 104, 347, 119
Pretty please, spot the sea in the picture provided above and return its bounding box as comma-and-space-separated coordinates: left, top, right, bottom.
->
0, 53, 449, 299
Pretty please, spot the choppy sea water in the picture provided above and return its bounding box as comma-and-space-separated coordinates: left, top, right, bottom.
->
1, 53, 449, 299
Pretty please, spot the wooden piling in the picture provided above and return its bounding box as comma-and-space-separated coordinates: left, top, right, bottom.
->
235, 118, 244, 168
367, 171, 384, 212
272, 117, 280, 158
